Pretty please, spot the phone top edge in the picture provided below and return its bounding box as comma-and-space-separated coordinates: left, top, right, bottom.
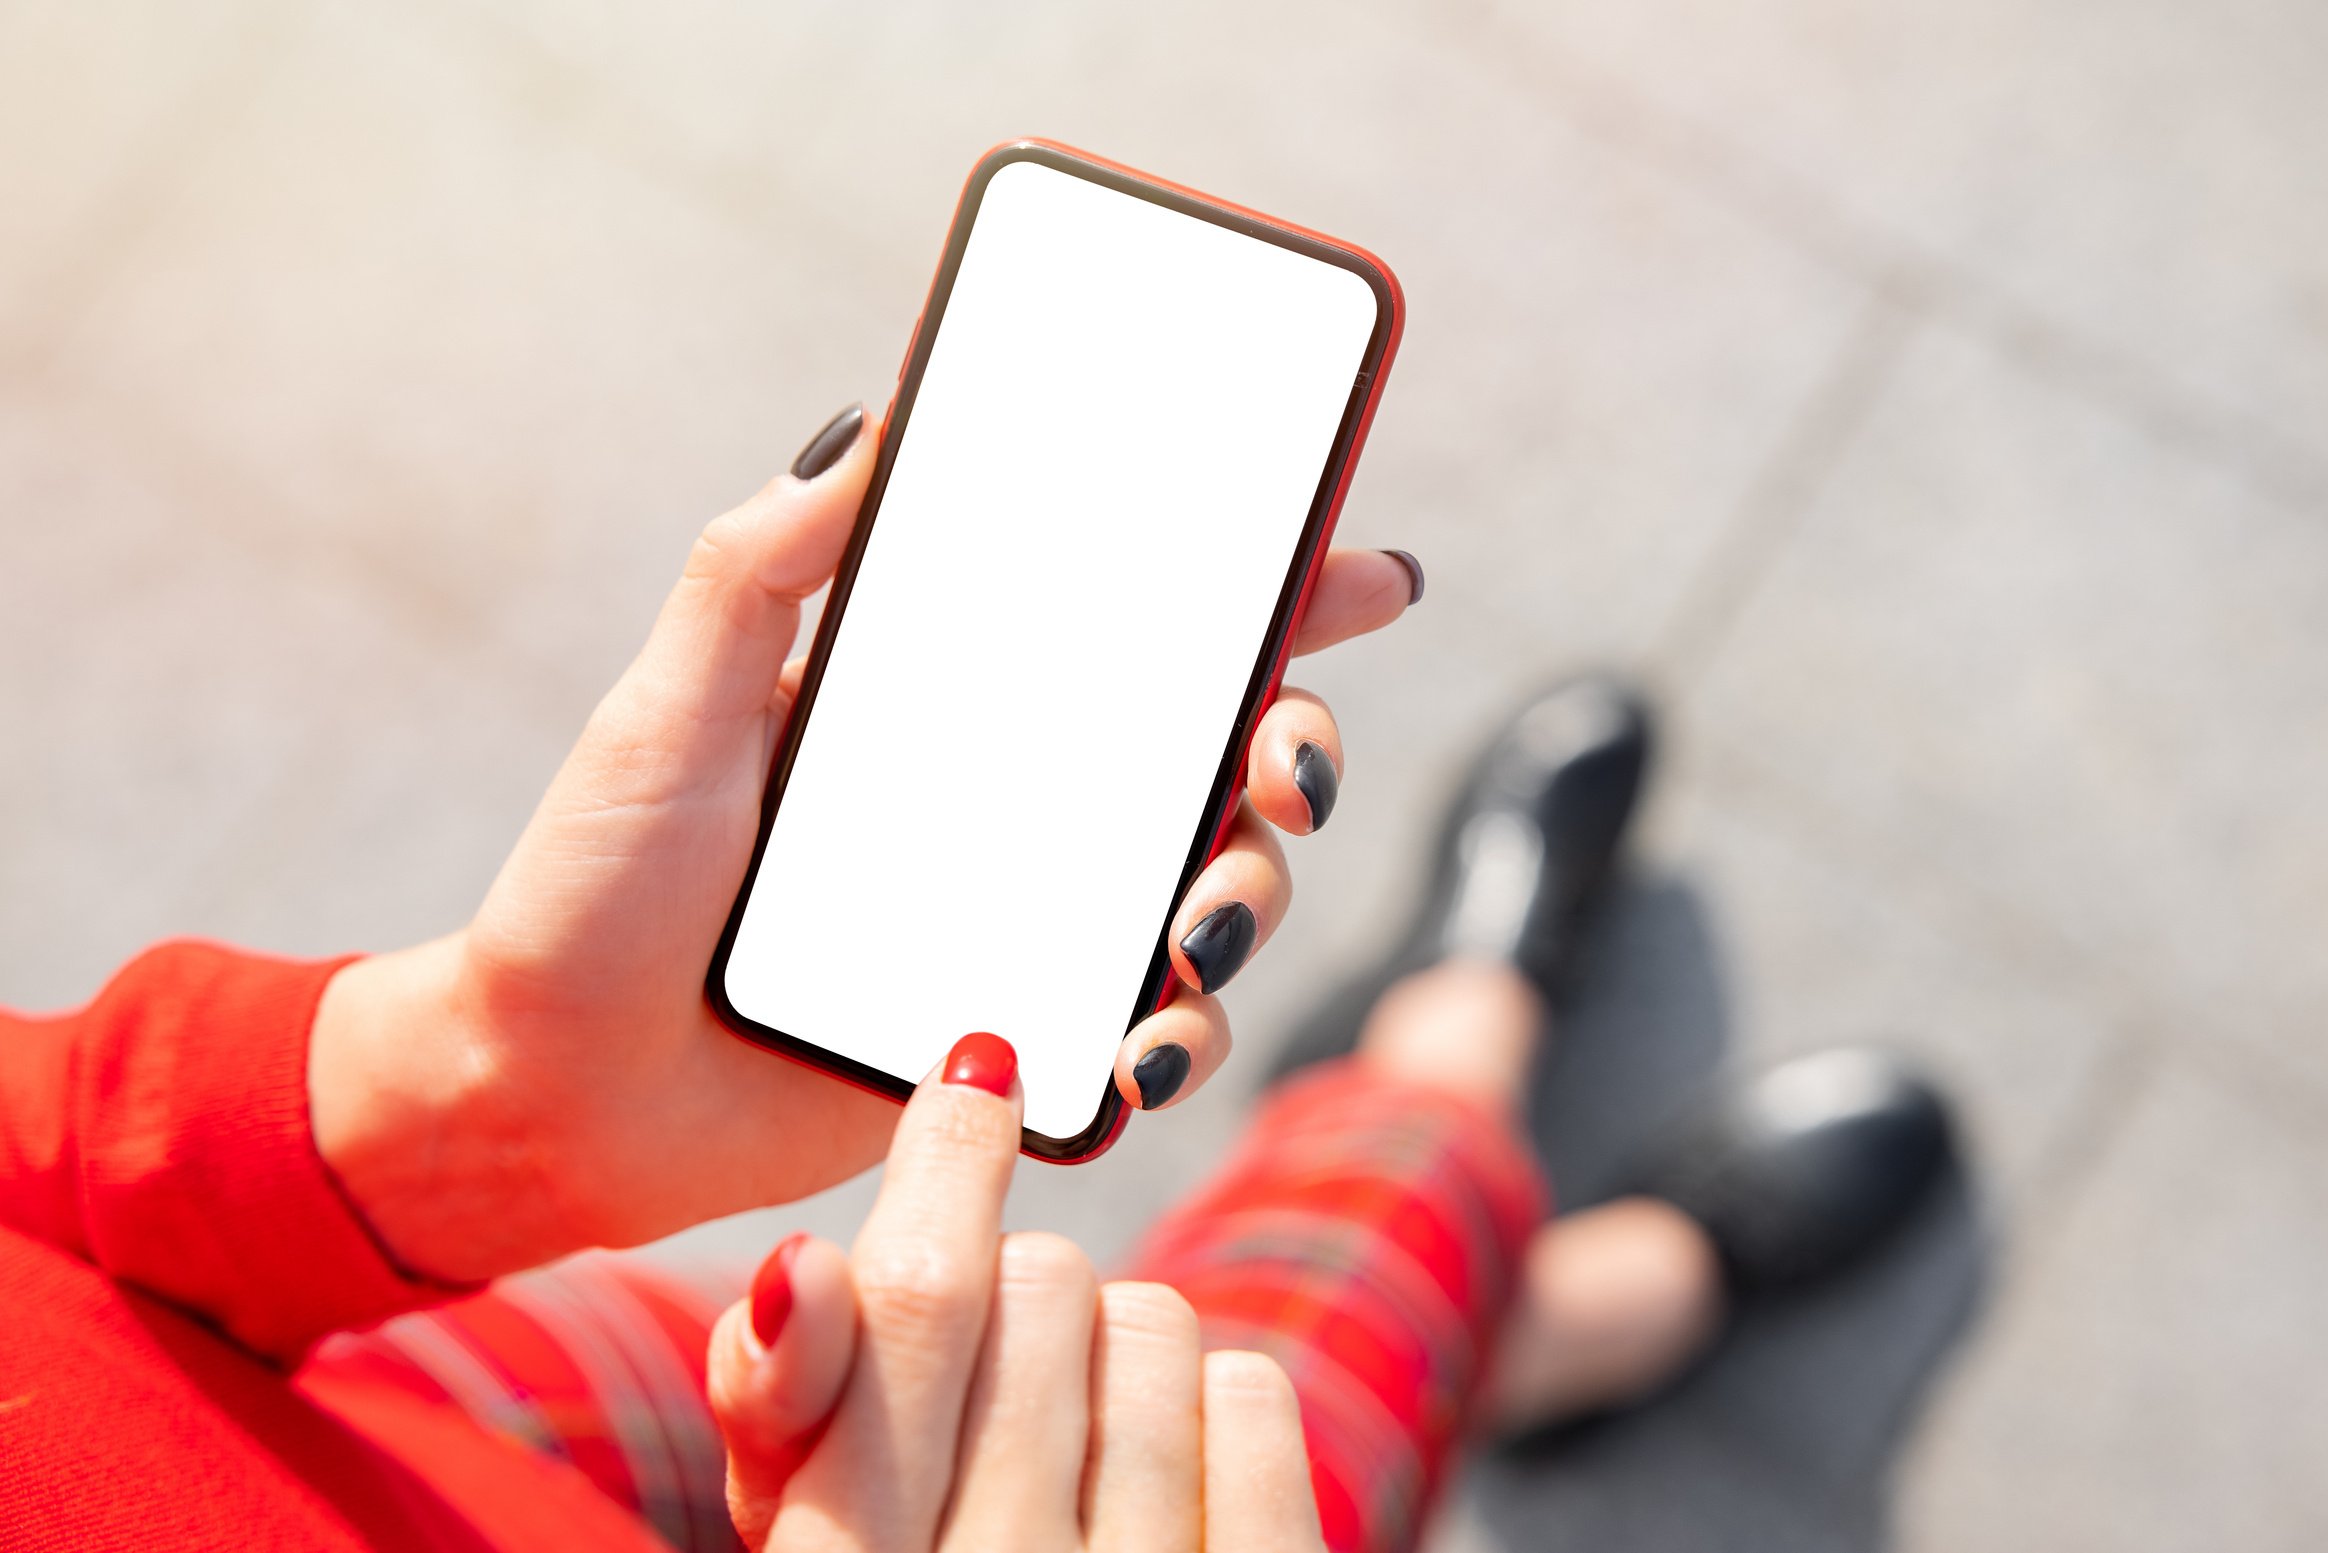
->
971, 138, 1406, 345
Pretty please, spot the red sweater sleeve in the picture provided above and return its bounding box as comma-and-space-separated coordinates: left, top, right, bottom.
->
0, 941, 460, 1363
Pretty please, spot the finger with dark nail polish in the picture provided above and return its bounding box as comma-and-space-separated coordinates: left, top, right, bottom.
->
1292, 741, 1338, 832
1381, 548, 1425, 605
790, 403, 865, 481
1179, 902, 1257, 994
1133, 1043, 1192, 1109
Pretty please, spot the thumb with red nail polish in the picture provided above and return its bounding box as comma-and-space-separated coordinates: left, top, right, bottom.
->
707, 1232, 857, 1547
750, 1232, 803, 1347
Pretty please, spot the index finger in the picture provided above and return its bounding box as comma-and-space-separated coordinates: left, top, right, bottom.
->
852, 1032, 1022, 1280
773, 1033, 1024, 1552
1290, 547, 1423, 656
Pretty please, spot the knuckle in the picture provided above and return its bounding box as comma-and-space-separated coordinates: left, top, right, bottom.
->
851, 1243, 984, 1339
684, 510, 752, 584
998, 1231, 1097, 1299
1098, 1280, 1199, 1348
1205, 1347, 1296, 1403
907, 1087, 1018, 1157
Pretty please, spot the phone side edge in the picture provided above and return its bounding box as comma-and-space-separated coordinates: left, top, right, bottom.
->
1020, 154, 1406, 1164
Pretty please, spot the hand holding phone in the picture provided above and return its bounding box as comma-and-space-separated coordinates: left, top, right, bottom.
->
309, 141, 1410, 1271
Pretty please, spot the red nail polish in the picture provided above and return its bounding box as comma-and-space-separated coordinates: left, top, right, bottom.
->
750, 1232, 808, 1348
942, 1031, 1017, 1097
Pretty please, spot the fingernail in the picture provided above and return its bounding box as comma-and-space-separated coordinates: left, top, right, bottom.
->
943, 1031, 1017, 1097
790, 403, 865, 481
1381, 549, 1425, 605
1293, 741, 1339, 832
1179, 902, 1258, 994
1133, 1042, 1192, 1109
750, 1232, 809, 1348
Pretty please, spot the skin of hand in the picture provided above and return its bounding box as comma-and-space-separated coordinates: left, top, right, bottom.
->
706, 1039, 1329, 1553
309, 404, 1418, 1283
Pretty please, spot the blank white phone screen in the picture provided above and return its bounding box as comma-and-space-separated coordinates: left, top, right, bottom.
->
724, 158, 1381, 1142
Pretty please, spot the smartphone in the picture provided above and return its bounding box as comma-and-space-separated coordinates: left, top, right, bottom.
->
707, 140, 1402, 1161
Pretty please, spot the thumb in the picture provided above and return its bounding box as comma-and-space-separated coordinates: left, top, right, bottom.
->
621, 401, 877, 734
708, 1232, 859, 1548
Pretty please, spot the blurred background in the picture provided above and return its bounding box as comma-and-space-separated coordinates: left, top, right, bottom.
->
4, 1, 2324, 1548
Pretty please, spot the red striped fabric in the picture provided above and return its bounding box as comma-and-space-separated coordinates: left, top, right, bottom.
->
299, 1058, 1544, 1553
308, 1256, 742, 1553
1121, 1060, 1546, 1553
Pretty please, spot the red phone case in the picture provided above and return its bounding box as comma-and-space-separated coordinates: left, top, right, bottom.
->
707, 139, 1405, 1162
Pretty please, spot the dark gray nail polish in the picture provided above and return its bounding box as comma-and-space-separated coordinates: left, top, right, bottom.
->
1179, 901, 1257, 994
1293, 741, 1339, 832
790, 403, 865, 481
1133, 1042, 1192, 1109
1382, 548, 1425, 605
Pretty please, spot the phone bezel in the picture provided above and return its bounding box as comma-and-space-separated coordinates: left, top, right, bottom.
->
704, 139, 1404, 1162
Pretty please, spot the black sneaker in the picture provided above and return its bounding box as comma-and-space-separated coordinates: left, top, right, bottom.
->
1268, 674, 1652, 1081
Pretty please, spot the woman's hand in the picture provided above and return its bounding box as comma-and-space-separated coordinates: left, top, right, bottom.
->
310, 403, 1418, 1282
706, 1035, 1327, 1552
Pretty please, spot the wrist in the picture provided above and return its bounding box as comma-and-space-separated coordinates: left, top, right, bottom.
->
309, 934, 569, 1283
